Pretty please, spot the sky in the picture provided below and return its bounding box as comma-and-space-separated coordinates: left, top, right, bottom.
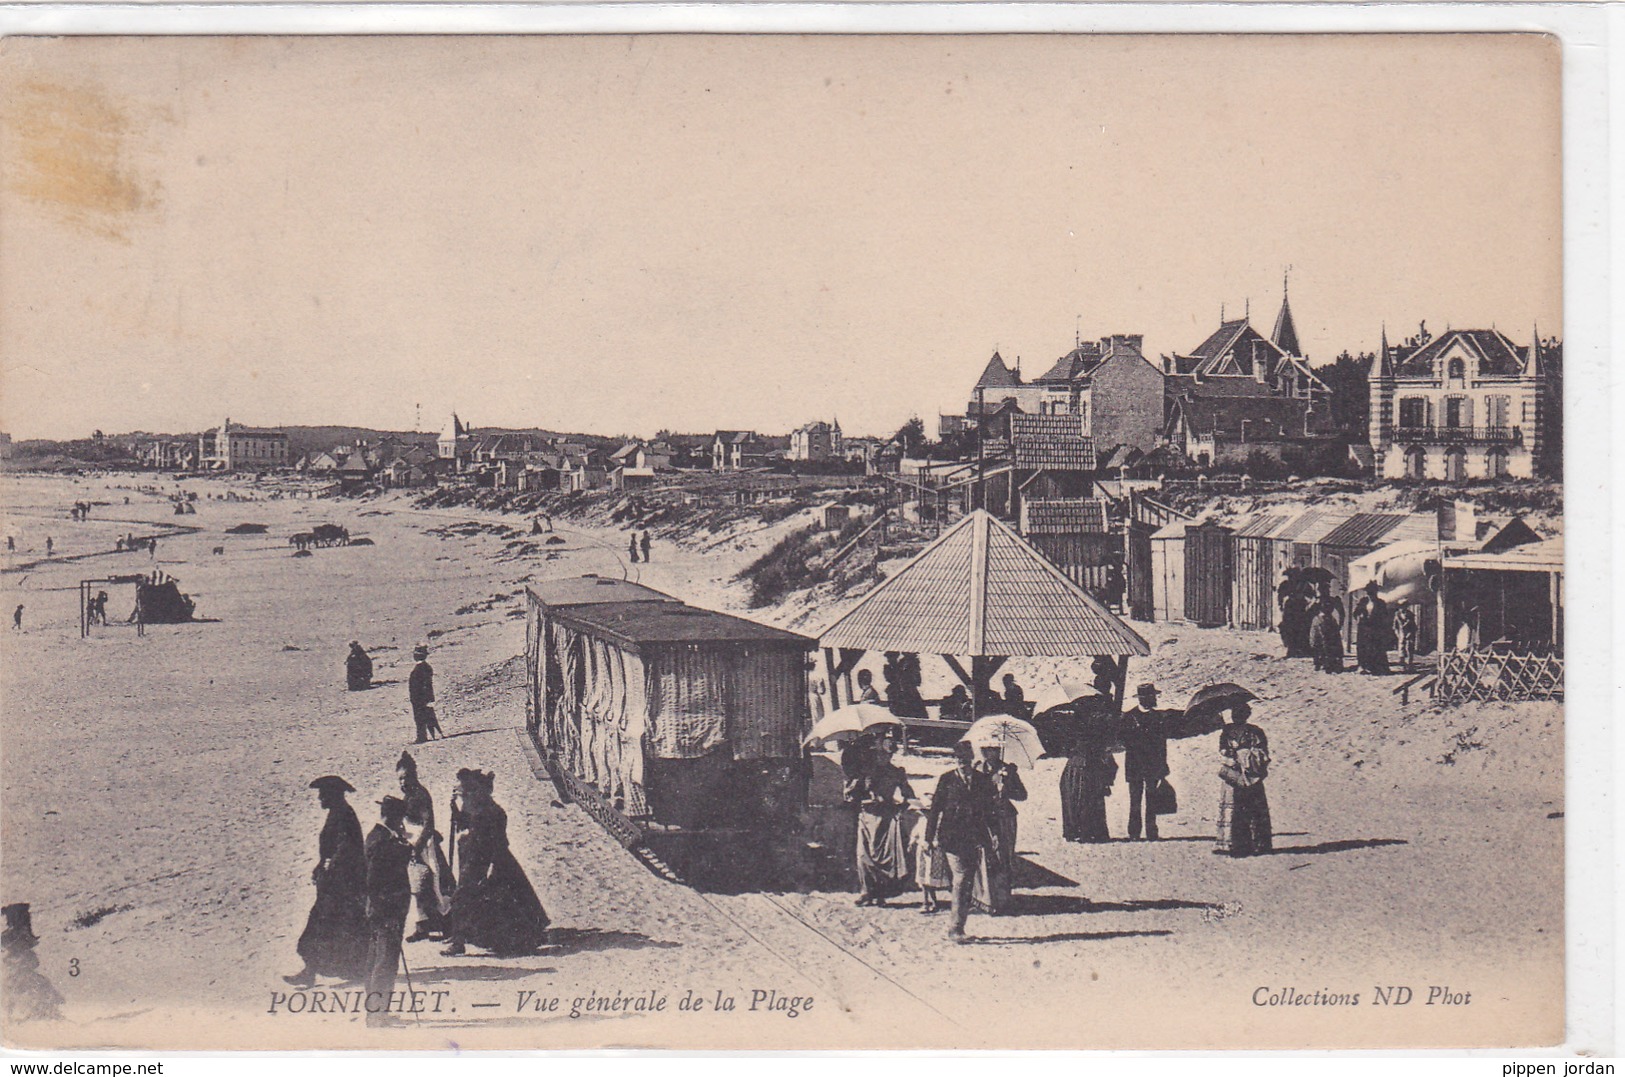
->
0, 34, 1561, 441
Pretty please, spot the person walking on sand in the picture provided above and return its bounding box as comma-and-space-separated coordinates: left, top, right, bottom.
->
11, 605, 21, 631
973, 743, 1026, 915
849, 732, 915, 907
628, 533, 640, 564
1308, 583, 1344, 673
640, 531, 651, 563
1215, 703, 1273, 858
1392, 600, 1419, 671
361, 796, 413, 1028
1122, 683, 1172, 842
925, 741, 999, 943
1352, 582, 1393, 675
346, 642, 374, 692
408, 645, 440, 743
285, 776, 369, 987
44, 537, 52, 558
397, 752, 451, 942
441, 770, 550, 957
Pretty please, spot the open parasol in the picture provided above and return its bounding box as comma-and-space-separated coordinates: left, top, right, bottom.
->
1184, 682, 1258, 716
803, 703, 903, 748
960, 715, 1045, 769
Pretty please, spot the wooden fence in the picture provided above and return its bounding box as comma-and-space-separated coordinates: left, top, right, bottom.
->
1432, 649, 1564, 703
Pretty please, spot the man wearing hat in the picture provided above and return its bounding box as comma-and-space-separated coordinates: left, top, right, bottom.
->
363, 796, 414, 1027
3, 903, 63, 1022
408, 645, 440, 743
286, 777, 368, 987
1122, 683, 1171, 841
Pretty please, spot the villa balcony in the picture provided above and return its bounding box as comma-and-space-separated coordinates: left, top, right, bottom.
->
1392, 425, 1523, 445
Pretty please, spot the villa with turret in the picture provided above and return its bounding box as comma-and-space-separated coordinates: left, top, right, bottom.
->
1368, 325, 1557, 480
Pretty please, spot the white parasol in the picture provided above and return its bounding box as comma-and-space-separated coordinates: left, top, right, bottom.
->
803, 702, 904, 748
960, 715, 1045, 769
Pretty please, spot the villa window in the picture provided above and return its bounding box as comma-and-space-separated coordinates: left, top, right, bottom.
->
1398, 398, 1426, 429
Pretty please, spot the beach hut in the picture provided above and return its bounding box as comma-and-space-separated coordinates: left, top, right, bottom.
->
1149, 520, 1187, 623
1183, 520, 1234, 627
1231, 513, 1294, 630
1434, 537, 1564, 702
524, 576, 815, 836
1017, 498, 1118, 596
818, 509, 1149, 733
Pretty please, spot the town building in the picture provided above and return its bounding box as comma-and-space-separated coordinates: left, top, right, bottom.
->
788, 419, 844, 462
198, 419, 290, 471
1162, 289, 1328, 410
712, 431, 786, 471
437, 414, 472, 472
139, 438, 199, 470
1368, 326, 1556, 481
1030, 334, 1166, 453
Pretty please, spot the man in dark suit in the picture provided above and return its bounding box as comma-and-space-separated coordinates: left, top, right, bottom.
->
408, 645, 438, 743
1122, 683, 1170, 841
363, 796, 414, 1028
924, 741, 999, 943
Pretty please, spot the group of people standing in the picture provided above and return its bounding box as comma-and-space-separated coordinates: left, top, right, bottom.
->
841, 732, 1026, 942
1279, 570, 1419, 675
627, 530, 653, 563
285, 756, 550, 1026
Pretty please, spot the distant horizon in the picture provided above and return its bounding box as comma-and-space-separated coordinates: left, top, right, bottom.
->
2, 35, 1561, 442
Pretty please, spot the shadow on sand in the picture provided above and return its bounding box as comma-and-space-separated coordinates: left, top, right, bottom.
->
1011, 894, 1220, 916
404, 963, 557, 983
969, 929, 1174, 945
430, 727, 508, 741
1270, 838, 1408, 856
546, 927, 680, 956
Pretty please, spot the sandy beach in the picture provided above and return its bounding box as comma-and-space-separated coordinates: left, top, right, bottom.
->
0, 472, 1562, 1050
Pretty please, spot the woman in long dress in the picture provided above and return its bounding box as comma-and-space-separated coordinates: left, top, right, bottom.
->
442, 769, 550, 956
1351, 583, 1393, 675
851, 734, 916, 907
1060, 700, 1119, 843
973, 745, 1027, 914
1215, 703, 1272, 858
1308, 585, 1345, 673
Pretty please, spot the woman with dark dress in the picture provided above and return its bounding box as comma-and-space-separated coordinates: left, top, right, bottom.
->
851, 734, 916, 907
286, 776, 369, 985
442, 769, 550, 956
1351, 582, 1393, 675
1215, 704, 1273, 858
1277, 569, 1312, 657
1059, 692, 1120, 843
1308, 584, 1345, 673
973, 745, 1027, 914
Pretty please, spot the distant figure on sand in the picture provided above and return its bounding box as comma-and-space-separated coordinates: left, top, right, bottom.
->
849, 732, 915, 907
1392, 600, 1419, 671
628, 534, 640, 564
1278, 569, 1313, 658
640, 531, 651, 562
148, 538, 157, 558
44, 538, 52, 558
924, 741, 999, 943
285, 776, 368, 986
11, 605, 21, 631
362, 796, 413, 1027
408, 645, 442, 743
441, 769, 549, 957
1351, 582, 1393, 675
346, 642, 374, 691
6, 536, 13, 553
1216, 703, 1273, 858
1308, 584, 1344, 673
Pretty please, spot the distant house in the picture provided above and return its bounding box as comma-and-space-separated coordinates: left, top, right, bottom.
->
303, 451, 341, 473
338, 452, 374, 492
1030, 333, 1166, 453
1162, 289, 1329, 410
660, 434, 713, 468
843, 436, 883, 471
438, 413, 472, 471
1164, 395, 1326, 468
788, 419, 843, 462
562, 455, 608, 492
1368, 326, 1557, 481
140, 438, 198, 470
198, 418, 290, 471
712, 431, 783, 470
611, 441, 671, 472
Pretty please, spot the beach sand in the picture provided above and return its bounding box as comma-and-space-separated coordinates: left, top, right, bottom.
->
0, 473, 1562, 1050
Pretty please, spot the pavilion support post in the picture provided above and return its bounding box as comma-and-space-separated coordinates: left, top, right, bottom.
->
823, 648, 843, 710
1113, 655, 1129, 707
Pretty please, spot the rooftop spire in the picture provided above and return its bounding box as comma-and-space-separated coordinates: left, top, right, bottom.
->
1271, 269, 1302, 356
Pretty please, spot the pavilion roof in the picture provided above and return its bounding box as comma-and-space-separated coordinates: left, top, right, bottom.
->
818, 510, 1149, 658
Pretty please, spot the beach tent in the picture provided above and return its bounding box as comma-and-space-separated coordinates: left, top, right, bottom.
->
1434, 537, 1564, 703
525, 576, 814, 832
818, 510, 1149, 723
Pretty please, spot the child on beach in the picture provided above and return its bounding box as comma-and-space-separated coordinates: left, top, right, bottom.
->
910, 792, 951, 913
